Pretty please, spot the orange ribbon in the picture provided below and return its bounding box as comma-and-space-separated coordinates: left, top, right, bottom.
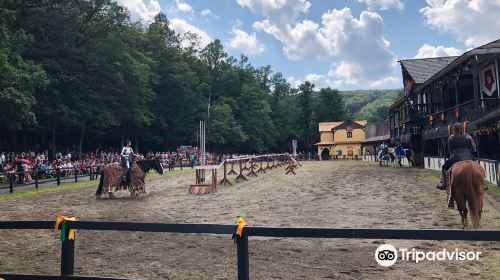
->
235, 217, 247, 237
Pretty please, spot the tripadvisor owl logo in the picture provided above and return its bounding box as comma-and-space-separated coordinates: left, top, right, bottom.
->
375, 243, 482, 267
375, 244, 398, 267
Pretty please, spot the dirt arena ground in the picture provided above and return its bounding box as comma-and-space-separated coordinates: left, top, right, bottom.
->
0, 161, 499, 279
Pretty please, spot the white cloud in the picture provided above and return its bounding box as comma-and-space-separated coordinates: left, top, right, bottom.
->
320, 9, 399, 86
201, 8, 219, 18
227, 27, 265, 55
357, 0, 404, 10
414, 44, 462, 58
237, 0, 311, 26
288, 73, 343, 89
421, 0, 500, 47
241, 1, 398, 87
305, 73, 324, 83
287, 76, 302, 88
176, 0, 193, 13
169, 18, 211, 48
325, 78, 343, 88
115, 0, 161, 22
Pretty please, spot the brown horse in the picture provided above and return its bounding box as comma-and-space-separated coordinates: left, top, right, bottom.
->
448, 160, 485, 229
96, 159, 163, 199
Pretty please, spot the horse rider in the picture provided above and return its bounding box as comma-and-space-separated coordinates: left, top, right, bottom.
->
379, 143, 388, 156
436, 122, 477, 190
395, 143, 405, 167
121, 140, 135, 184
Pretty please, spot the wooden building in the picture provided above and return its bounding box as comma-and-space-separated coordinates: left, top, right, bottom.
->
315, 120, 367, 160
389, 39, 500, 166
362, 121, 390, 156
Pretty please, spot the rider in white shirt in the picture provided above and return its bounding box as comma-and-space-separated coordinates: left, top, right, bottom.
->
120, 140, 134, 183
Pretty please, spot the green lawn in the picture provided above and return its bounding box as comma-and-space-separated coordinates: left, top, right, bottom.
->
0, 168, 192, 202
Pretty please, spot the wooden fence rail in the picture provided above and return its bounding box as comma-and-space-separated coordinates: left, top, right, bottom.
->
1, 221, 499, 280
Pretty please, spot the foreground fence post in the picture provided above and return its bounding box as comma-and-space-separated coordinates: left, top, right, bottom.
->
60, 226, 75, 275
9, 174, 14, 193
35, 171, 39, 189
56, 168, 61, 185
74, 168, 78, 183
236, 235, 249, 280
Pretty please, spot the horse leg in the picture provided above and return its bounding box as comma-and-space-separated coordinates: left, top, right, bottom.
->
96, 173, 105, 198
454, 192, 468, 228
461, 208, 468, 229
446, 186, 454, 209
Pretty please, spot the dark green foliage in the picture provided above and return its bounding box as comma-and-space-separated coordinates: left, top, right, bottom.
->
314, 88, 346, 123
342, 89, 402, 122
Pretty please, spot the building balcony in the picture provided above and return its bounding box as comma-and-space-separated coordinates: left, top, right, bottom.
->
421, 98, 500, 130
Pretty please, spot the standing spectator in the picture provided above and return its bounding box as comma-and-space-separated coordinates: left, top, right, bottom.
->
0, 152, 5, 172
169, 156, 175, 171
190, 153, 196, 168
15, 156, 29, 184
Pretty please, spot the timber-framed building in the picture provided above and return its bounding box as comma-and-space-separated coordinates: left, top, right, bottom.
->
389, 39, 500, 168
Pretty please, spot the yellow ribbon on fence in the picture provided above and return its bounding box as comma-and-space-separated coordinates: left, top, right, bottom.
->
55, 216, 76, 241
235, 217, 247, 237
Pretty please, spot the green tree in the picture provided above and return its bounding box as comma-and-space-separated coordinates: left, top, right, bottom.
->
314, 87, 346, 122
297, 81, 314, 150
0, 7, 47, 137
237, 83, 276, 152
206, 102, 247, 151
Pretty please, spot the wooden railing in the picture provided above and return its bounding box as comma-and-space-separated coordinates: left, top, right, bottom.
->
1, 221, 499, 280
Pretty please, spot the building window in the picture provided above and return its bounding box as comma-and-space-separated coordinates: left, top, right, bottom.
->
347, 131, 352, 138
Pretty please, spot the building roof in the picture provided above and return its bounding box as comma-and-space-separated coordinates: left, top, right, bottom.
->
362, 135, 390, 144
390, 38, 500, 111
400, 56, 458, 85
418, 39, 500, 90
314, 142, 335, 146
318, 120, 367, 132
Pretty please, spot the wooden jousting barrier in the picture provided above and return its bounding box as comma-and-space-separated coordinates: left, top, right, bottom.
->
190, 153, 291, 195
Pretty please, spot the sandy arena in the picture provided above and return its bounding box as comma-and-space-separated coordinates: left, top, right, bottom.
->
0, 161, 499, 279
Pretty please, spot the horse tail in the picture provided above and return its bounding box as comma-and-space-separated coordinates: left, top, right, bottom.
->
462, 161, 482, 228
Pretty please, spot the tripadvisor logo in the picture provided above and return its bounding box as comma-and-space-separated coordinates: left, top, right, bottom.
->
375, 244, 481, 267
375, 244, 398, 267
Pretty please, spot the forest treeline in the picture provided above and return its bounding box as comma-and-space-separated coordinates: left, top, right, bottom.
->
0, 0, 400, 157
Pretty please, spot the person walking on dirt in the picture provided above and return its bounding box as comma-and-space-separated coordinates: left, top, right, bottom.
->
436, 122, 477, 190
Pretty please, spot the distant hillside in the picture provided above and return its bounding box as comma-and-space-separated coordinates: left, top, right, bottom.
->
341, 89, 402, 122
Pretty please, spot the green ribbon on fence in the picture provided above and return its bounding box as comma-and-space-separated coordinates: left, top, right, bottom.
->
55, 215, 76, 242
59, 221, 68, 241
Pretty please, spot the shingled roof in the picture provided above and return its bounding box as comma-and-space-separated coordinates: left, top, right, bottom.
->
418, 39, 500, 90
400, 56, 458, 85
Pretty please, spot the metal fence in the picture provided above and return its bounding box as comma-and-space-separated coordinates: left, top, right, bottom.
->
1, 221, 499, 280
0, 166, 100, 193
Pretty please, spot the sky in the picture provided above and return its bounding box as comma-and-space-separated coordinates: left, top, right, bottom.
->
115, 0, 500, 90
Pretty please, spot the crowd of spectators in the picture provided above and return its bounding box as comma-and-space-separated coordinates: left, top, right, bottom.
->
0, 146, 306, 185
0, 146, 202, 184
